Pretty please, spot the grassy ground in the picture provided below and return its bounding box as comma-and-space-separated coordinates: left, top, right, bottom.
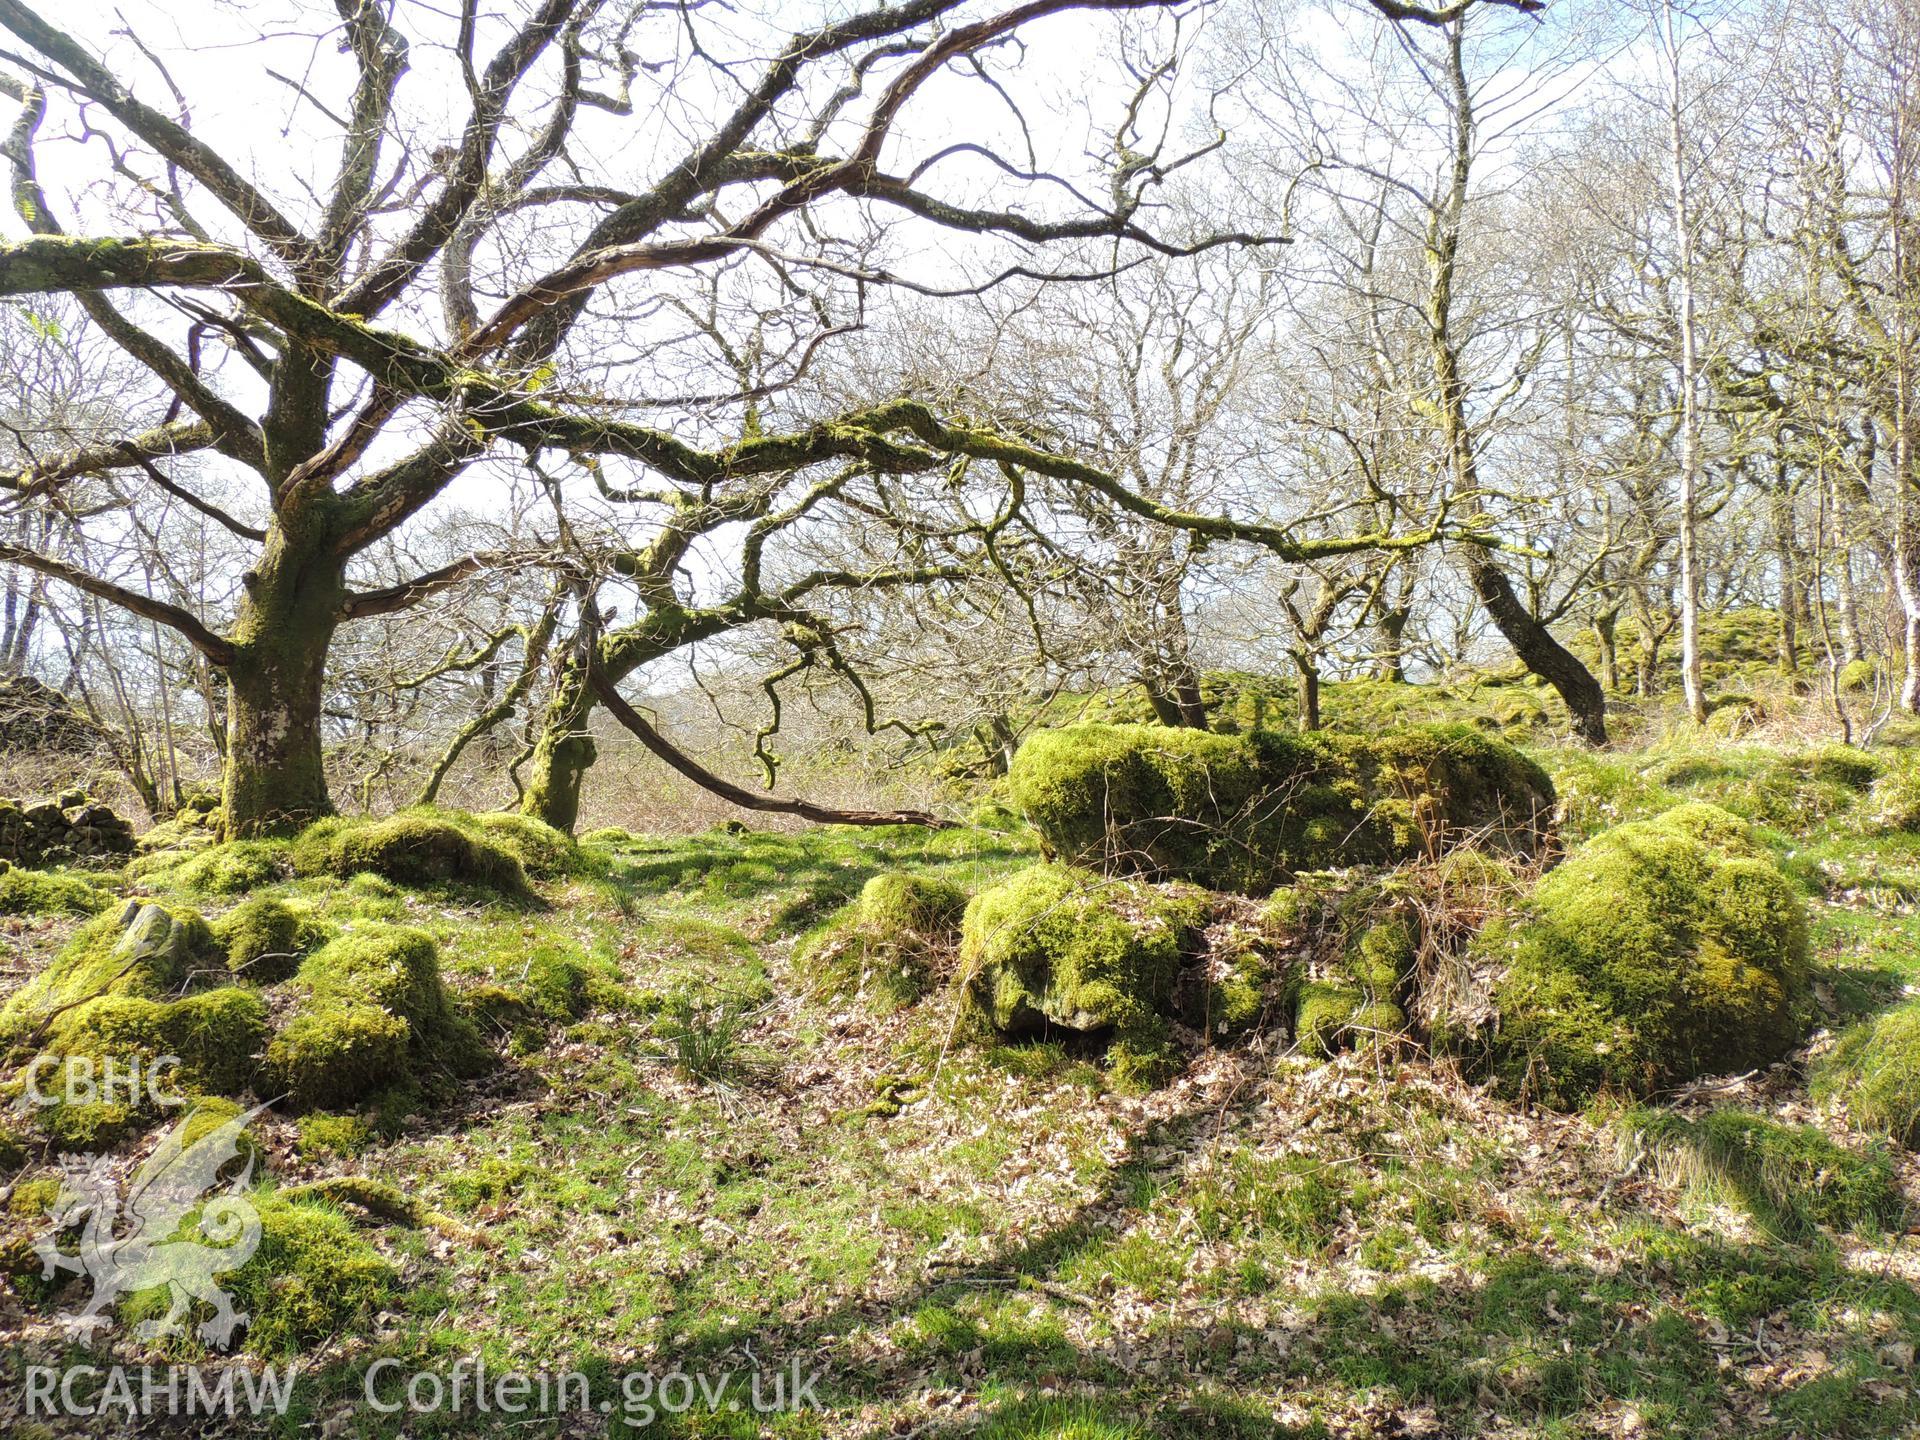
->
4, 725, 1920, 1439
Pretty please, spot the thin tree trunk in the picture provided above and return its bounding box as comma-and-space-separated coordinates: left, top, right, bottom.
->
1591, 609, 1620, 693
1665, 0, 1708, 725
1430, 22, 1607, 744
1291, 652, 1321, 731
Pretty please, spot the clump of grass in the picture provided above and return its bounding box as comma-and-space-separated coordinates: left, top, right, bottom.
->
1620, 1106, 1905, 1237
1812, 998, 1920, 1147
652, 984, 770, 1086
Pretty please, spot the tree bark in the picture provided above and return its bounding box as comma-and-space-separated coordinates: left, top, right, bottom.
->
1591, 609, 1620, 693
1375, 606, 1409, 683
1463, 552, 1609, 743
1291, 652, 1321, 731
520, 649, 597, 833
220, 530, 345, 837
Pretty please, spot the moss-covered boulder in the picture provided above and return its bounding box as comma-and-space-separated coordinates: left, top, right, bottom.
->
1865, 763, 1920, 835
212, 896, 330, 982
796, 871, 971, 1010
960, 864, 1214, 1089
1476, 802, 1809, 1108
43, 989, 268, 1097
290, 813, 533, 897
1008, 722, 1553, 893
1812, 1001, 1920, 1147
262, 928, 490, 1109
461, 811, 580, 878
0, 899, 218, 1040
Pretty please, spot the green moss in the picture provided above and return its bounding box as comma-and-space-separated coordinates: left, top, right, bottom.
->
1296, 980, 1367, 1058
135, 839, 290, 896
1812, 1000, 1920, 1147
40, 1099, 136, 1151
298, 928, 451, 1024
1649, 746, 1870, 833
1866, 763, 1920, 834
1479, 803, 1810, 1108
959, 864, 1205, 1089
1007, 721, 1553, 893
460, 983, 535, 1031
1840, 658, 1879, 692
1704, 696, 1764, 737
0, 901, 219, 1040
1192, 925, 1279, 1039
1806, 745, 1881, 790
290, 813, 532, 898
169, 1096, 262, 1169
463, 811, 580, 878
1290, 913, 1414, 1058
44, 988, 268, 1098
295, 1111, 374, 1158
210, 896, 329, 982
794, 871, 971, 1011
9, 1175, 59, 1220
260, 928, 490, 1111
263, 1006, 411, 1111
120, 1189, 395, 1355
0, 867, 110, 916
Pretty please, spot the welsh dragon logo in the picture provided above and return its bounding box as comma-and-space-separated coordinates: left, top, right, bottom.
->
32, 1102, 267, 1347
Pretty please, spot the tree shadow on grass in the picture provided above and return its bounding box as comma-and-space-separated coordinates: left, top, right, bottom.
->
599, 827, 1033, 935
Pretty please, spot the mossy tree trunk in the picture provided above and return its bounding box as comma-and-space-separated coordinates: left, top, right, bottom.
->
521, 650, 597, 833
1291, 651, 1322, 731
221, 528, 347, 837
1375, 605, 1409, 683
1590, 608, 1620, 693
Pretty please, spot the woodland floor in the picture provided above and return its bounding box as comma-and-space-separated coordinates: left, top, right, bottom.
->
4, 732, 1920, 1439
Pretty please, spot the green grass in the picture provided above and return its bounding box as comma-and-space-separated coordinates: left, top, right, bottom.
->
9, 746, 1920, 1438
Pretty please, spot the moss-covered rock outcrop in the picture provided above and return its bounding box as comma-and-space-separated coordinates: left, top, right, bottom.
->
1, 899, 218, 1038
1475, 802, 1810, 1108
290, 812, 533, 897
262, 928, 490, 1109
959, 864, 1220, 1089
212, 895, 330, 982
796, 871, 971, 1010
1008, 722, 1553, 893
